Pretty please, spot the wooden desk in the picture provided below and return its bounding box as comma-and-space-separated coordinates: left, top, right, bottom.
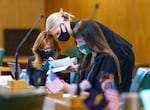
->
0, 80, 36, 93
43, 93, 88, 110
3, 56, 28, 69
0, 66, 11, 75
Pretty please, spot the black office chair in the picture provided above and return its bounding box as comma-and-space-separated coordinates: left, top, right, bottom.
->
0, 88, 47, 110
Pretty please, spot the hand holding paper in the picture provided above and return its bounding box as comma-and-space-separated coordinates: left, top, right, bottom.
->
48, 57, 75, 72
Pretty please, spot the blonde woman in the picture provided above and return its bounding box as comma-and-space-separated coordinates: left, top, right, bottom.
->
26, 31, 70, 87
46, 9, 135, 92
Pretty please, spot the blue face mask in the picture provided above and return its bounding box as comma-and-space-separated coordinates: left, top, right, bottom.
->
43, 60, 50, 70
58, 25, 70, 41
77, 44, 90, 55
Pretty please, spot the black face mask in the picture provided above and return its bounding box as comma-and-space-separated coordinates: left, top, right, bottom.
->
58, 25, 70, 41
38, 50, 56, 59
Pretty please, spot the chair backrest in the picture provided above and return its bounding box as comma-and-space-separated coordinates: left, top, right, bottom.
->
65, 47, 80, 58
129, 67, 150, 92
0, 48, 5, 66
65, 47, 80, 84
139, 71, 150, 90
0, 88, 47, 110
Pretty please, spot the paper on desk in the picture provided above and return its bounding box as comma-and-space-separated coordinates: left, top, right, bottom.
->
48, 57, 74, 72
0, 75, 13, 85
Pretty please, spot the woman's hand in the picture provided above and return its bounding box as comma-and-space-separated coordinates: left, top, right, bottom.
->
60, 80, 70, 93
71, 57, 78, 65
80, 91, 90, 98
67, 64, 80, 72
59, 64, 80, 73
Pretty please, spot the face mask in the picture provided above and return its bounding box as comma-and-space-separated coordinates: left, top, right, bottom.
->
38, 50, 56, 59
77, 44, 90, 55
43, 60, 50, 70
58, 25, 70, 41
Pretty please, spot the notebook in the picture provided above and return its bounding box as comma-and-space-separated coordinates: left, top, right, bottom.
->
7, 62, 21, 79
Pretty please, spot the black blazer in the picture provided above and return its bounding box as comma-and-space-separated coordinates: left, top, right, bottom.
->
26, 55, 70, 88
71, 21, 135, 92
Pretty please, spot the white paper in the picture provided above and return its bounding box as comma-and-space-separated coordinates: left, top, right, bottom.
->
140, 89, 150, 110
0, 75, 13, 85
48, 57, 74, 72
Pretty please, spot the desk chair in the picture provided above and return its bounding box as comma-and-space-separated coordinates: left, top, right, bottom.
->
0, 88, 47, 110
65, 47, 80, 83
139, 71, 150, 90
132, 63, 149, 78
65, 47, 80, 58
0, 48, 5, 66
129, 67, 150, 92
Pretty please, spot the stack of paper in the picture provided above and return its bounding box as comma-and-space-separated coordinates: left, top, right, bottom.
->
48, 57, 74, 72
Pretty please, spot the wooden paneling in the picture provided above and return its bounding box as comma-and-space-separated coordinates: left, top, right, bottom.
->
1, 0, 150, 65
45, 0, 150, 65
0, 0, 45, 48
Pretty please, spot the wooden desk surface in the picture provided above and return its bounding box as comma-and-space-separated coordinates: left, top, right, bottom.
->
0, 66, 10, 72
0, 66, 11, 75
43, 93, 88, 110
3, 56, 28, 69
3, 56, 28, 64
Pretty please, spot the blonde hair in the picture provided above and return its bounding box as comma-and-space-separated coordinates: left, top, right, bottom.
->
46, 8, 74, 32
32, 31, 60, 69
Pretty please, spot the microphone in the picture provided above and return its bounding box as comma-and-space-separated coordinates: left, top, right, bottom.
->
14, 14, 44, 80
90, 3, 100, 18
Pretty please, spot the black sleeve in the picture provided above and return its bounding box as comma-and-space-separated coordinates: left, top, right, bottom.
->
26, 56, 35, 85
87, 54, 119, 89
26, 56, 35, 76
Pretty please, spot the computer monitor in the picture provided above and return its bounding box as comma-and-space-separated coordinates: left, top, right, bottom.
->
7, 62, 21, 79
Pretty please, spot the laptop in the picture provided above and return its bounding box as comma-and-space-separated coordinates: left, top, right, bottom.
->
7, 62, 21, 79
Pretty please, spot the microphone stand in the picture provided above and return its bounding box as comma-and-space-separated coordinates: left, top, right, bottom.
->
90, 3, 100, 18
14, 15, 44, 80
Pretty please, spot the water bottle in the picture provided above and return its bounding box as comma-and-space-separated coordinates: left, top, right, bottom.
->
19, 69, 29, 85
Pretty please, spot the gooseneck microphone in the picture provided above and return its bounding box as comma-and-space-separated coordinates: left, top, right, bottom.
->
90, 3, 100, 18
14, 14, 44, 80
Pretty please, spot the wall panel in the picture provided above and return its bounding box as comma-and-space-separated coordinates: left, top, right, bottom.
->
0, 0, 45, 48
45, 0, 150, 65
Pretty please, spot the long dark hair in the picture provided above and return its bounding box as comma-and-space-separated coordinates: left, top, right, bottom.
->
73, 19, 121, 84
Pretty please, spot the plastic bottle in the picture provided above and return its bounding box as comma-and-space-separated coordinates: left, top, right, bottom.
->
19, 69, 29, 85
